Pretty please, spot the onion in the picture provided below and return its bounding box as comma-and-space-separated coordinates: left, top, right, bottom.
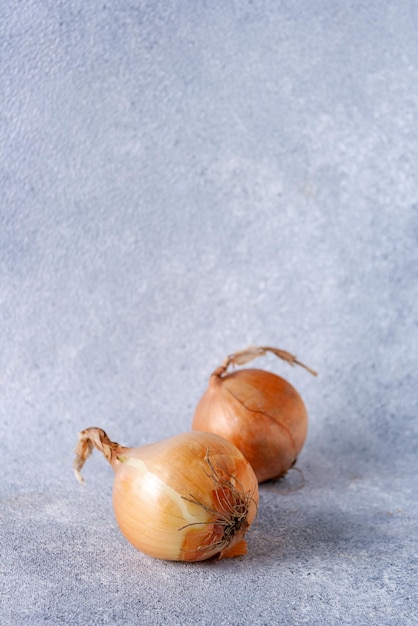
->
192, 346, 317, 483
74, 428, 258, 562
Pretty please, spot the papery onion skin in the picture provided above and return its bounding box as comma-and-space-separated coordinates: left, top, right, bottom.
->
192, 346, 315, 483
74, 429, 258, 562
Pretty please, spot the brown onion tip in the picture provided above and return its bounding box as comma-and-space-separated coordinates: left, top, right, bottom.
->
73, 427, 123, 484
217, 345, 317, 377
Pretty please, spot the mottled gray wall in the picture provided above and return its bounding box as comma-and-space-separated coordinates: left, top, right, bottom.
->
1, 2, 417, 624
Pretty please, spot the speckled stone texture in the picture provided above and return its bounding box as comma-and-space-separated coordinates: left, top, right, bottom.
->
1, 1, 417, 624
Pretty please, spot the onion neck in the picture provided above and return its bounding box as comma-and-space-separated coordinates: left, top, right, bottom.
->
73, 427, 125, 484
210, 345, 317, 378
211, 364, 229, 379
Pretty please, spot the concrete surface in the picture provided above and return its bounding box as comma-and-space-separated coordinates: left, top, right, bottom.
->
1, 1, 417, 624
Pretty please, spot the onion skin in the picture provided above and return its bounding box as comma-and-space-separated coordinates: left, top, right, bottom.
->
74, 429, 258, 562
192, 346, 315, 483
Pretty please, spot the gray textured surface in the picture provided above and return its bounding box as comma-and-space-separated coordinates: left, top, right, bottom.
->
1, 1, 418, 624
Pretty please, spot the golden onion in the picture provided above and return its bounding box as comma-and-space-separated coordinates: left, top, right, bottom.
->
74, 428, 258, 562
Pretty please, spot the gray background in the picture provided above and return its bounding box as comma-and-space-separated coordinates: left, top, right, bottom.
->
1, 1, 417, 625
